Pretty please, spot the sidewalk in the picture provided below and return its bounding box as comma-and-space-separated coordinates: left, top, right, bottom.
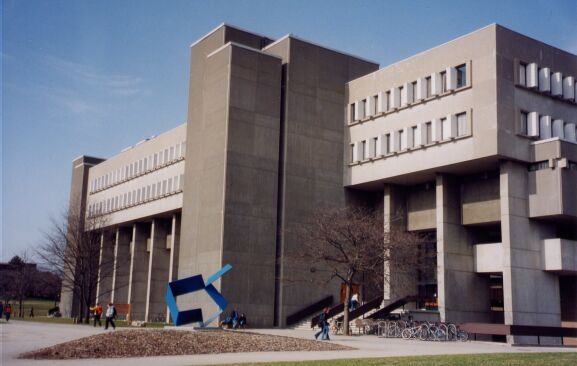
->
2, 320, 575, 366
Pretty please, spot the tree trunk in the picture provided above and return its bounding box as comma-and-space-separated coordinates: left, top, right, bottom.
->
343, 281, 351, 336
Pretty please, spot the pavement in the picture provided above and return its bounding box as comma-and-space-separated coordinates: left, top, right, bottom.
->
1, 320, 575, 366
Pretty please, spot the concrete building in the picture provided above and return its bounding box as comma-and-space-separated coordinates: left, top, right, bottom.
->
61, 24, 576, 344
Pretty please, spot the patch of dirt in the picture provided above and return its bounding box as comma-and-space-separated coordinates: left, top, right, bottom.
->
19, 329, 353, 359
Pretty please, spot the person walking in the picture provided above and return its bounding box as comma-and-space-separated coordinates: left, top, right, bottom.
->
29, 306, 34, 318
4, 303, 12, 322
91, 303, 103, 327
314, 307, 330, 340
104, 303, 116, 330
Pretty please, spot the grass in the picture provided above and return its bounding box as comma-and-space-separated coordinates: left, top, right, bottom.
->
3, 298, 164, 328
218, 353, 577, 366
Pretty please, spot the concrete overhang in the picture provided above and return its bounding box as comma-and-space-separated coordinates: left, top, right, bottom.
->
474, 243, 503, 273
542, 238, 577, 274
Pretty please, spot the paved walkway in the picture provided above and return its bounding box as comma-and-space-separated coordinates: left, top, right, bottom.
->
2, 320, 575, 365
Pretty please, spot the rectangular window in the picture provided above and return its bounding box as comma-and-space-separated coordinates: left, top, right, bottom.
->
350, 103, 356, 122
170, 146, 175, 161
146, 185, 151, 200
143, 158, 147, 171
179, 174, 184, 190
371, 137, 378, 157
156, 182, 161, 196
168, 178, 173, 192
398, 86, 404, 106
371, 95, 378, 115
440, 71, 447, 93
151, 184, 156, 198
139, 159, 143, 174
174, 176, 179, 192
456, 112, 467, 136
456, 64, 466, 88
441, 117, 449, 140
153, 153, 158, 168
520, 111, 528, 135
162, 180, 167, 195
425, 76, 432, 97
385, 134, 391, 154
137, 189, 141, 203
425, 122, 433, 144
386, 91, 391, 111
164, 149, 169, 163
361, 140, 367, 160
411, 81, 417, 103
360, 99, 367, 119
411, 126, 418, 148
350, 144, 355, 162
398, 130, 405, 150
519, 63, 527, 86
129, 163, 134, 177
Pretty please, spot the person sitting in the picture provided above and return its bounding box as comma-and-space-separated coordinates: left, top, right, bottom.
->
238, 313, 247, 328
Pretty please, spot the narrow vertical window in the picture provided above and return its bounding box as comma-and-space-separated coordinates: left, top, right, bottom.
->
170, 146, 175, 161
519, 63, 527, 86
456, 112, 467, 136
386, 91, 391, 111
441, 117, 449, 140
520, 111, 528, 135
440, 71, 447, 93
350, 144, 355, 162
425, 76, 432, 97
371, 137, 378, 157
385, 134, 391, 154
456, 64, 466, 88
350, 103, 356, 122
425, 122, 433, 144
411, 126, 418, 148
179, 174, 184, 190
361, 140, 367, 160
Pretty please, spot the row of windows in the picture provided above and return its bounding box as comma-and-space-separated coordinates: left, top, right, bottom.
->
350, 112, 468, 163
87, 174, 184, 217
349, 64, 467, 123
90, 141, 186, 193
528, 160, 577, 172
518, 62, 576, 102
520, 111, 577, 142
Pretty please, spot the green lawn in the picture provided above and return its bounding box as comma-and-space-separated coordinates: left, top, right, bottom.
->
218, 353, 577, 366
5, 298, 164, 328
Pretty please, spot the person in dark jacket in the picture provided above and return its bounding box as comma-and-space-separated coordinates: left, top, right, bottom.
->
314, 307, 330, 340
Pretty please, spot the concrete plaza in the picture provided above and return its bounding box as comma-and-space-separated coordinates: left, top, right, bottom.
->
1, 321, 575, 366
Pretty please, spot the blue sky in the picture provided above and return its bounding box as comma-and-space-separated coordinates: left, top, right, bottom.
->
2, 0, 576, 261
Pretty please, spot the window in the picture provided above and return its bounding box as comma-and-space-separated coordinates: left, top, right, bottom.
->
411, 126, 418, 148
168, 178, 173, 193
361, 140, 367, 160
385, 134, 391, 154
398, 129, 405, 150
456, 64, 466, 88
153, 153, 158, 168
528, 161, 549, 172
371, 137, 378, 157
350, 144, 355, 162
151, 184, 156, 198
350, 103, 356, 122
456, 112, 467, 136
371, 95, 378, 115
146, 185, 151, 200
520, 111, 528, 135
411, 81, 417, 103
164, 149, 169, 163
162, 180, 167, 195
385, 91, 391, 111
156, 182, 161, 196
361, 99, 367, 119
170, 146, 175, 161
179, 174, 184, 190
441, 117, 449, 140
425, 122, 433, 144
440, 71, 447, 93
399, 86, 404, 106
425, 76, 432, 97
519, 63, 527, 86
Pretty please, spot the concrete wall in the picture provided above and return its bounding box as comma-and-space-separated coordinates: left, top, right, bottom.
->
111, 227, 132, 304
406, 183, 436, 231
128, 223, 150, 320
500, 160, 561, 345
264, 36, 379, 325
345, 25, 499, 187
461, 175, 500, 225
60, 155, 104, 318
436, 174, 491, 323
146, 219, 171, 322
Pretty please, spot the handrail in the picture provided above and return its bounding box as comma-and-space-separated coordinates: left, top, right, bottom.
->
285, 295, 333, 327
461, 323, 577, 338
335, 295, 383, 323
368, 295, 417, 319
311, 301, 344, 328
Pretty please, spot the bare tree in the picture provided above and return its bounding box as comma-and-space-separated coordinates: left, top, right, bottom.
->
0, 252, 36, 317
295, 206, 430, 336
37, 205, 114, 323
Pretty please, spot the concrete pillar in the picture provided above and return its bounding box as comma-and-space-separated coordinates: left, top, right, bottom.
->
111, 227, 132, 304
167, 213, 181, 323
145, 219, 171, 322
383, 184, 417, 305
128, 223, 150, 321
96, 231, 115, 304
500, 161, 561, 345
436, 174, 491, 324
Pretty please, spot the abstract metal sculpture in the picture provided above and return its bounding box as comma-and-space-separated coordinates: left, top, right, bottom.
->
166, 264, 232, 326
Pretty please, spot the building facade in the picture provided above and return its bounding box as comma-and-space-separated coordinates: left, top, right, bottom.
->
62, 24, 576, 344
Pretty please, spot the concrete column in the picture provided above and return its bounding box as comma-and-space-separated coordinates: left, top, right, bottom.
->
383, 184, 417, 305
145, 219, 171, 322
111, 227, 132, 304
500, 161, 561, 345
436, 174, 491, 324
167, 213, 181, 323
128, 223, 150, 321
96, 231, 115, 304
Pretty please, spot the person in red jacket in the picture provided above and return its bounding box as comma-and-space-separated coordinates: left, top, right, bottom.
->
4, 303, 12, 322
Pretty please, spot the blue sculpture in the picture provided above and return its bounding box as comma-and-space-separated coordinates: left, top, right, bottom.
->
166, 264, 232, 326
